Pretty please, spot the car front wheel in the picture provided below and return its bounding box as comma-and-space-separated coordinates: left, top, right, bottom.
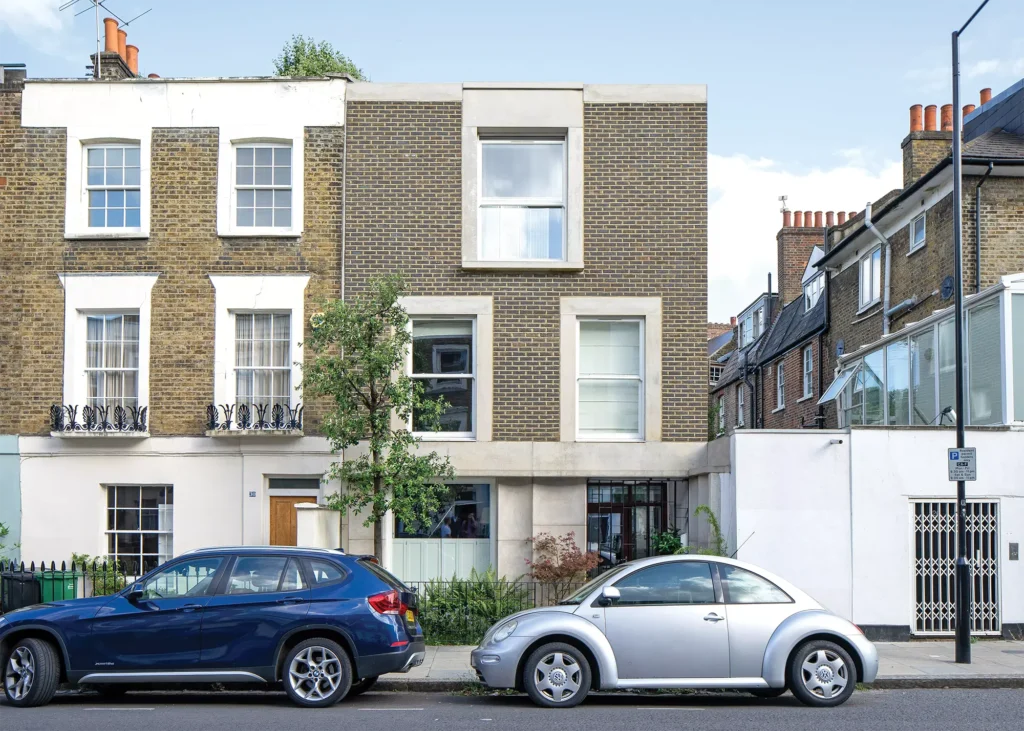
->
3, 637, 61, 708
282, 638, 352, 708
522, 642, 591, 709
788, 640, 856, 707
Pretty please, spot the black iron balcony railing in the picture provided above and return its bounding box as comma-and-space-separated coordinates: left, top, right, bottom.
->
49, 404, 148, 434
206, 403, 303, 432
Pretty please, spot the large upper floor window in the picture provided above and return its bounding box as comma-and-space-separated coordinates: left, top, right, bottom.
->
479, 138, 566, 261
859, 247, 882, 309
234, 144, 292, 229
577, 318, 644, 440
86, 144, 141, 229
410, 319, 476, 438
86, 313, 140, 412
234, 312, 292, 414
804, 274, 824, 311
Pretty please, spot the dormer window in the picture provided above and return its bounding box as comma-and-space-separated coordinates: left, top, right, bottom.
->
804, 274, 824, 311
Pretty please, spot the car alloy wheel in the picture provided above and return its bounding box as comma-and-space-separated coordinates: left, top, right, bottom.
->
800, 648, 849, 700
288, 645, 345, 703
522, 642, 592, 708
5, 646, 35, 702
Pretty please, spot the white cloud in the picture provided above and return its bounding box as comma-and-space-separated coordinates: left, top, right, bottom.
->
966, 59, 1003, 78
0, 0, 68, 56
708, 153, 902, 321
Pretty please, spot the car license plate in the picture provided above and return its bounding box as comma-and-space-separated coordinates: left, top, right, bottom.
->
406, 609, 415, 623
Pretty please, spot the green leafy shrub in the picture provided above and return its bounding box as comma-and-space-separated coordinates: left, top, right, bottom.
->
651, 527, 684, 556
416, 568, 530, 645
71, 553, 127, 596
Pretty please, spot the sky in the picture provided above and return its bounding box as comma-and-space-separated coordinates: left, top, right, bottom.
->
2, 0, 1024, 321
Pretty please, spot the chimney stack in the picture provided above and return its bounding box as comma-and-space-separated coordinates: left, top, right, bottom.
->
909, 104, 923, 132
730, 316, 737, 328
837, 211, 847, 225
777, 203, 831, 306
126, 45, 139, 75
793, 211, 803, 227
782, 210, 792, 227
826, 211, 835, 227
940, 104, 953, 131
980, 87, 992, 105
103, 17, 118, 53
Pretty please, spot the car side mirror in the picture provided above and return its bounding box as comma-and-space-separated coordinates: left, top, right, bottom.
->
598, 586, 620, 606
126, 584, 144, 602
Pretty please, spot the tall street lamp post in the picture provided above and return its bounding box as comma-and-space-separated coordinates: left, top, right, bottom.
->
951, 0, 991, 664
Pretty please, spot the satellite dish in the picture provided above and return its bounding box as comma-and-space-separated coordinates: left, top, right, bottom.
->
836, 339, 845, 357
941, 276, 954, 301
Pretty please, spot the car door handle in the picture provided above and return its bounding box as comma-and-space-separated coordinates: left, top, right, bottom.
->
703, 612, 725, 622
178, 603, 203, 613
276, 596, 306, 605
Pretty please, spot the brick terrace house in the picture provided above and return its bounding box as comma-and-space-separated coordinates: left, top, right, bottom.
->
0, 25, 712, 579
817, 83, 1024, 428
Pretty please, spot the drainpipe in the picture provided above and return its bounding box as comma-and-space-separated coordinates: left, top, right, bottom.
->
975, 162, 994, 293
864, 202, 892, 336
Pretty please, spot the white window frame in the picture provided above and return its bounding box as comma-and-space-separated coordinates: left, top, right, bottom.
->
560, 297, 662, 442
476, 136, 567, 263
84, 142, 142, 232
406, 317, 478, 440
804, 274, 824, 311
716, 395, 725, 435
752, 307, 763, 339
576, 317, 645, 442
58, 274, 158, 431
105, 484, 173, 575
233, 311, 294, 415
210, 275, 309, 428
399, 296, 494, 442
231, 141, 293, 232
65, 133, 151, 239
709, 364, 723, 386
859, 246, 882, 310
85, 312, 141, 412
218, 135, 304, 237
910, 212, 927, 254
776, 362, 786, 410
736, 384, 745, 427
802, 345, 814, 399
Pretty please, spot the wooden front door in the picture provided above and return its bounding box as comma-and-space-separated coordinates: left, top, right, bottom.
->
269, 495, 317, 546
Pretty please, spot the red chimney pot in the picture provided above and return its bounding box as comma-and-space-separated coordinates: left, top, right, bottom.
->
826, 211, 835, 227
126, 45, 139, 75
940, 104, 953, 131
117, 29, 127, 60
924, 104, 937, 131
103, 18, 118, 53
980, 88, 992, 105
909, 104, 923, 132
793, 211, 804, 227
803, 211, 813, 227
814, 211, 823, 228
837, 211, 847, 225
783, 210, 792, 227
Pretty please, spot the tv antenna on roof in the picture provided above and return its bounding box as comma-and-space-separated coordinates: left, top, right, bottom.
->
60, 0, 152, 79
778, 194, 789, 213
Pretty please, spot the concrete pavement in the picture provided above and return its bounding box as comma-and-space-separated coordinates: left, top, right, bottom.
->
378, 640, 1024, 690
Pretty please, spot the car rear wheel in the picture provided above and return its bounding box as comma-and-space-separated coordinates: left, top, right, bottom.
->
522, 642, 591, 709
282, 638, 352, 708
346, 675, 378, 697
788, 640, 856, 707
3, 637, 61, 708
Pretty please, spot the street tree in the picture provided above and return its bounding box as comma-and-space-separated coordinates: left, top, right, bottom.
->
302, 274, 455, 559
273, 35, 367, 79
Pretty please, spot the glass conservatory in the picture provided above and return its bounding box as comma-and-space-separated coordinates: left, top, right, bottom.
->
820, 274, 1024, 428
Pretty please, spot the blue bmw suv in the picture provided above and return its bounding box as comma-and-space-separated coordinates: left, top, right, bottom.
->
0, 547, 424, 708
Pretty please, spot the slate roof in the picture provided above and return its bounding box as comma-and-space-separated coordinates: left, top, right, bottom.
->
756, 292, 826, 365
963, 129, 1024, 160
712, 336, 761, 392
708, 329, 734, 357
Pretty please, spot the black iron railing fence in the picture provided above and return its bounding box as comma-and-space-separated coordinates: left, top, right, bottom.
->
49, 404, 148, 433
0, 559, 134, 613
206, 403, 303, 431
408, 578, 586, 645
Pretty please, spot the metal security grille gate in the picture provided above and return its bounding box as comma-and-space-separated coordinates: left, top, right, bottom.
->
913, 501, 1000, 635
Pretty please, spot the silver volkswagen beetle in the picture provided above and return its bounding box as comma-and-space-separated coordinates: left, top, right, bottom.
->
471, 555, 877, 708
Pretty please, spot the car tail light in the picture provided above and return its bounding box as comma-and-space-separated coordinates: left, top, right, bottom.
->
368, 589, 407, 616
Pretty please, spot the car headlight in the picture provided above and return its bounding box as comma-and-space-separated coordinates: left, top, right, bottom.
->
491, 620, 517, 644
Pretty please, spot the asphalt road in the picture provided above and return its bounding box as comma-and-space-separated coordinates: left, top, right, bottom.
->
3, 689, 1024, 731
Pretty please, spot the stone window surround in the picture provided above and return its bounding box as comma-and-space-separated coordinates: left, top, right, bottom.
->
218, 132, 305, 238
559, 297, 662, 442
64, 129, 151, 240
58, 273, 159, 416
399, 296, 494, 442
209, 275, 310, 424
461, 88, 584, 271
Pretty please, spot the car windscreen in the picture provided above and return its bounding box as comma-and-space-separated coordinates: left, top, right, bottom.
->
559, 564, 631, 604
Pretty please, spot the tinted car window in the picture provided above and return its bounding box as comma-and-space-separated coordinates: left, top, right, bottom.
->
280, 558, 307, 592
307, 559, 346, 585
613, 562, 716, 605
140, 557, 223, 599
226, 557, 288, 594
359, 559, 410, 591
719, 564, 792, 604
